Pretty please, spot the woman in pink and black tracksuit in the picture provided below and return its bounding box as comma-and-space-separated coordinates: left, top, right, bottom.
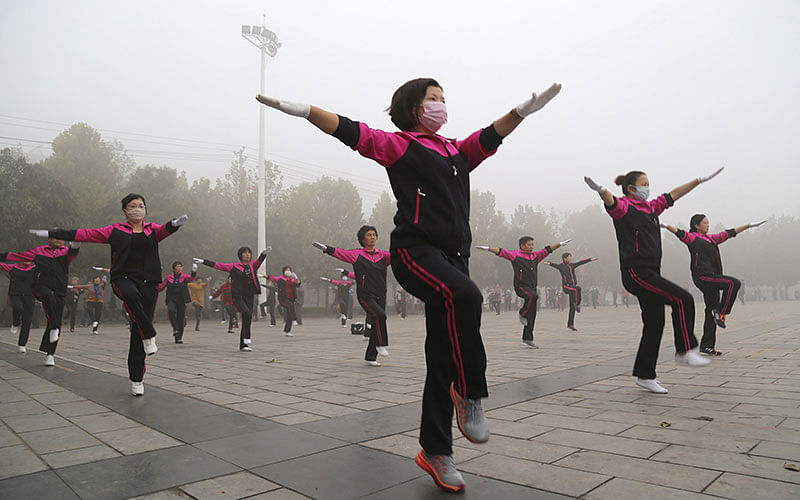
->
37, 193, 187, 395
546, 253, 598, 331
196, 247, 268, 351
1, 238, 79, 366
321, 269, 354, 328
0, 261, 35, 352
264, 266, 301, 336
476, 236, 567, 347
663, 216, 766, 356
158, 261, 197, 344
258, 78, 561, 493
313, 225, 390, 365
584, 168, 724, 395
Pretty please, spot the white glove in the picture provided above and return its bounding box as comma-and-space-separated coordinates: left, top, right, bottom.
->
559, 239, 571, 246
192, 257, 203, 264
29, 229, 48, 238
312, 241, 328, 251
256, 95, 311, 118
750, 219, 768, 228
659, 223, 668, 229
208, 295, 213, 301
102, 275, 107, 282
474, 246, 490, 251
514, 83, 562, 117
320, 276, 330, 281
291, 272, 298, 280
69, 241, 81, 249
697, 167, 724, 184
92, 266, 105, 271
171, 214, 188, 227
192, 263, 198, 272
264, 246, 272, 253
67, 285, 74, 289
335, 268, 346, 273
583, 176, 606, 193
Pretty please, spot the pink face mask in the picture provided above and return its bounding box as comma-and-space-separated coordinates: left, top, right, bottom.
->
419, 101, 447, 133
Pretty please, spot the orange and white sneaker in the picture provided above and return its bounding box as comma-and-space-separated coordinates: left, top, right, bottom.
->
415, 450, 466, 492
450, 382, 490, 443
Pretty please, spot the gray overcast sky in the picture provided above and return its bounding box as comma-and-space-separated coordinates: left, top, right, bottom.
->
2, 0, 799, 226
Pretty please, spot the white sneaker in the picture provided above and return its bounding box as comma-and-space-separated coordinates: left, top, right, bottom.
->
675, 348, 710, 367
636, 378, 668, 394
10, 325, 19, 335
365, 360, 381, 366
363, 336, 369, 341
341, 323, 347, 328
285, 332, 294, 337
240, 346, 252, 352
341, 314, 347, 321
292, 320, 298, 326
93, 329, 99, 335
49, 328, 59, 343
143, 337, 158, 355
45, 354, 55, 366
377, 346, 389, 356
92, 321, 98, 328
131, 381, 144, 396
18, 345, 26, 353
243, 338, 252, 345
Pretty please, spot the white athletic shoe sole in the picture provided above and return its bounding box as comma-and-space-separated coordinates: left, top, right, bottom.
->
44, 355, 55, 366
377, 346, 389, 356
18, 346, 26, 353
365, 360, 381, 367
636, 378, 668, 394
240, 346, 252, 351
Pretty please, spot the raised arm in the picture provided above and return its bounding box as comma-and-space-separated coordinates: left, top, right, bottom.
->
493, 83, 562, 137
312, 242, 360, 265
573, 257, 597, 268
583, 177, 615, 206
193, 257, 234, 272
670, 167, 724, 202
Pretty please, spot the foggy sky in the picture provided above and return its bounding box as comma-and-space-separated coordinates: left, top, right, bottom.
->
2, 0, 799, 227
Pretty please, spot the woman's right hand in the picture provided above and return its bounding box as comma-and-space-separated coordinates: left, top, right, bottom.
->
256, 95, 311, 118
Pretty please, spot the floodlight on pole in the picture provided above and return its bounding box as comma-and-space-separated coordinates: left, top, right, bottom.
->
241, 14, 281, 261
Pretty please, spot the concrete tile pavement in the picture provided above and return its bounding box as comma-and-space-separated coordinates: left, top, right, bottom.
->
0, 300, 798, 498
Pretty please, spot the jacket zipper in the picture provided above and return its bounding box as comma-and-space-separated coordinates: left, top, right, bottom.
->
414, 188, 426, 224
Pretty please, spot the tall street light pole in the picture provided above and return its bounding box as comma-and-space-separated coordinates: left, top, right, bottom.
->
241, 15, 281, 255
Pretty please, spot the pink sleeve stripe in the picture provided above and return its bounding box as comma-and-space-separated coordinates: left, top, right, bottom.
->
606, 196, 628, 220
213, 262, 235, 272
647, 194, 671, 216
497, 248, 517, 261
533, 248, 551, 262
455, 129, 497, 171
332, 248, 360, 264
267, 275, 280, 283
355, 123, 412, 168
75, 225, 114, 243
679, 232, 695, 245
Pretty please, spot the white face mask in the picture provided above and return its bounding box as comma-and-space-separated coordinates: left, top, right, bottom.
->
629, 185, 650, 201
419, 101, 448, 133
126, 207, 146, 221
284, 270, 292, 277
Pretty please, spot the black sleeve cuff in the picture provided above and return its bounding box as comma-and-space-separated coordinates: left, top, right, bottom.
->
479, 124, 503, 151
727, 228, 737, 238
676, 229, 686, 239
50, 229, 77, 240
545, 245, 553, 253
323, 246, 335, 256
332, 115, 360, 148
165, 221, 179, 234
664, 193, 675, 206
0, 252, 8, 261
606, 197, 618, 212
203, 259, 215, 267
68, 247, 79, 256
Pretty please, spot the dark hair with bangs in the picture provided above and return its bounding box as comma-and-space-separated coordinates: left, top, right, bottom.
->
387, 78, 442, 131
357, 225, 378, 246
121, 193, 146, 210
689, 214, 707, 232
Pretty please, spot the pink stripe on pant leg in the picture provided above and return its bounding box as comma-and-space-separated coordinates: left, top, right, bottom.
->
518, 287, 534, 317
398, 249, 467, 397
358, 298, 384, 346
112, 283, 146, 340
629, 270, 691, 352
698, 276, 735, 315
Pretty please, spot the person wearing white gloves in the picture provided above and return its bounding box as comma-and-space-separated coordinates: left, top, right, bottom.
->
264, 266, 302, 336
584, 168, 723, 394
257, 77, 561, 493
195, 246, 269, 350
39, 193, 188, 395
1, 237, 80, 366
475, 237, 570, 347
662, 216, 767, 355
157, 261, 197, 344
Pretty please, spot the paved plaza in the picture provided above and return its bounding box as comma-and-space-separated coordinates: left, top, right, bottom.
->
1, 300, 799, 499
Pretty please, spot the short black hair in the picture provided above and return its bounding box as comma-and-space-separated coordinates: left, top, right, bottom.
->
121, 193, 146, 210
690, 214, 707, 232
518, 236, 534, 247
237, 246, 252, 260
282, 265, 292, 273
357, 225, 378, 246
387, 78, 442, 131
614, 171, 646, 196
562, 252, 571, 260
171, 261, 182, 270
